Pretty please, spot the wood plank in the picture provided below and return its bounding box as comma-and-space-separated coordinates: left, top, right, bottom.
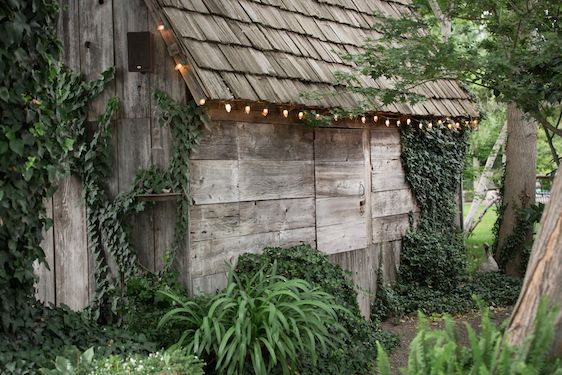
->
372, 213, 417, 243
371, 188, 418, 218
316, 196, 364, 227
34, 198, 56, 304
371, 143, 401, 159
190, 202, 240, 242
239, 198, 315, 236
190, 121, 239, 160
371, 158, 408, 192
153, 201, 177, 272
113, 0, 150, 118
315, 161, 365, 197
314, 127, 364, 161
118, 118, 152, 190
279, 226, 316, 247
329, 247, 375, 318
119, 118, 153, 273
53, 176, 89, 310
237, 123, 313, 161
380, 240, 401, 284
190, 160, 240, 204
192, 273, 228, 294
317, 219, 368, 255
239, 160, 314, 201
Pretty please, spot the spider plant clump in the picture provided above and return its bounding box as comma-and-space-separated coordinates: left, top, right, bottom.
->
158, 264, 346, 375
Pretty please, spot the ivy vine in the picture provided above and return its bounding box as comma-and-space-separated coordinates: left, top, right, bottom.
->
69, 90, 207, 320
398, 123, 469, 290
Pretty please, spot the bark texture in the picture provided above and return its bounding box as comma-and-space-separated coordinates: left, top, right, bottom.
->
495, 103, 537, 277
506, 169, 562, 356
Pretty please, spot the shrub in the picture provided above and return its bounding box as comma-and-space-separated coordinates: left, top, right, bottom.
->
0, 304, 157, 374
376, 301, 562, 375
159, 264, 344, 375
372, 272, 522, 320
39, 347, 204, 375
123, 272, 207, 347
236, 245, 399, 374
399, 223, 467, 291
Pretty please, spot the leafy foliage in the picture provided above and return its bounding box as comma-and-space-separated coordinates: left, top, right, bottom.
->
372, 273, 521, 320
494, 201, 544, 275
236, 245, 399, 375
376, 301, 562, 375
0, 303, 157, 374
39, 347, 204, 375
399, 124, 469, 290
159, 265, 344, 375
0, 0, 119, 331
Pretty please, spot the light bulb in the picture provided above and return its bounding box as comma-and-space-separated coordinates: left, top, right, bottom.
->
407, 118, 411, 125
334, 114, 339, 121
316, 113, 321, 119
282, 109, 289, 118
396, 120, 401, 127
298, 112, 304, 120
419, 123, 423, 129
428, 122, 433, 129
198, 98, 206, 106
374, 115, 378, 122
385, 119, 390, 127
157, 24, 165, 31
448, 123, 453, 130
361, 116, 366, 124
262, 108, 269, 116
225, 103, 232, 113
174, 63, 183, 70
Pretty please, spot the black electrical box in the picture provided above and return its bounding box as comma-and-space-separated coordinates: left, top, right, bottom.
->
127, 32, 153, 72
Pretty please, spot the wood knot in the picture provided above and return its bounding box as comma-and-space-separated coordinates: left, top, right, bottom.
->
84, 41, 91, 49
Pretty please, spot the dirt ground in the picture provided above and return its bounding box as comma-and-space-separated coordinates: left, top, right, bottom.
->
381, 307, 513, 374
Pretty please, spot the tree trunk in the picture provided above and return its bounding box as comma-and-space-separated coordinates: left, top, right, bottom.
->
464, 123, 507, 231
505, 169, 562, 356
494, 103, 537, 277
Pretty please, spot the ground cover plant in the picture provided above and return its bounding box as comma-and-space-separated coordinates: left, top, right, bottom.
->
39, 347, 204, 375
376, 301, 562, 375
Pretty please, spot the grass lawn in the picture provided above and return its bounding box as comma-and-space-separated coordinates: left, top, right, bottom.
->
463, 203, 498, 273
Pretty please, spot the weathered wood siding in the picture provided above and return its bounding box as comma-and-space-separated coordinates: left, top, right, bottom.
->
36, 0, 187, 308
189, 114, 418, 316
40, 1, 420, 316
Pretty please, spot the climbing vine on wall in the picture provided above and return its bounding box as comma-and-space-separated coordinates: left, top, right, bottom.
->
399, 123, 469, 290
70, 90, 207, 320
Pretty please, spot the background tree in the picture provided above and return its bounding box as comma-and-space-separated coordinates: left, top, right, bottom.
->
340, 0, 560, 276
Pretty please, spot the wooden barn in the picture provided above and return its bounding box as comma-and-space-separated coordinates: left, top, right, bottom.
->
36, 0, 478, 316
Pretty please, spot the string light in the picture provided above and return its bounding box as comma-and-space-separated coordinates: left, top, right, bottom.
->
349, 114, 354, 120
262, 108, 269, 116
396, 120, 401, 127
157, 24, 165, 31
438, 119, 443, 126
316, 113, 321, 119
361, 116, 366, 124
198, 98, 206, 106
334, 114, 339, 121
407, 118, 411, 125
244, 105, 251, 114
225, 103, 232, 113
298, 112, 304, 120
455, 122, 460, 129
374, 115, 378, 122
174, 63, 183, 70
447, 123, 454, 130
419, 123, 423, 129
428, 122, 433, 129
385, 119, 390, 127
283, 109, 289, 118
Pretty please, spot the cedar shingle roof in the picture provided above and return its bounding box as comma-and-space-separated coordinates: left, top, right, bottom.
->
146, 0, 479, 117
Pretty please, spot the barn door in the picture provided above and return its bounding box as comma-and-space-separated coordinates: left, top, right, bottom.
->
314, 128, 371, 255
